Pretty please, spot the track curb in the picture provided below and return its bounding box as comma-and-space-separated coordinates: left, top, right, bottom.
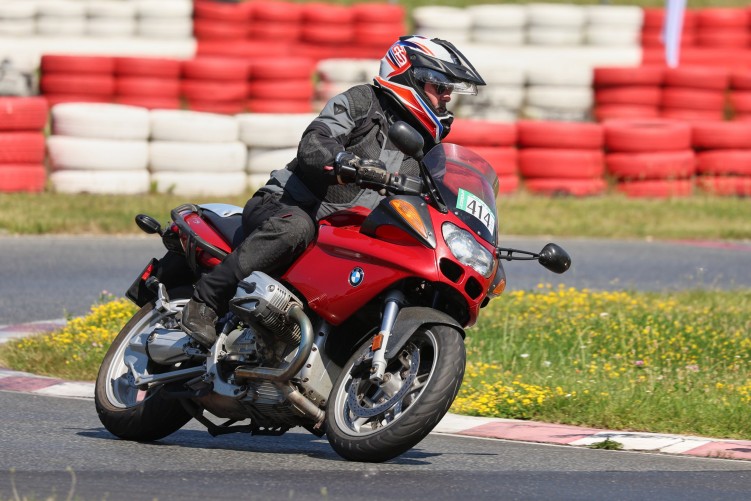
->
3, 320, 751, 461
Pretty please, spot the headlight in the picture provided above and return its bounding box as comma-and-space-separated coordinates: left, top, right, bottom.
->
442, 222, 494, 278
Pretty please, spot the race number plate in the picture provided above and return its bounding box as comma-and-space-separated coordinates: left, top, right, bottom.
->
456, 188, 495, 232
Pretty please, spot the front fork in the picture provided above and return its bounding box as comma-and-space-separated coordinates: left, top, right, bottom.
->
369, 290, 405, 384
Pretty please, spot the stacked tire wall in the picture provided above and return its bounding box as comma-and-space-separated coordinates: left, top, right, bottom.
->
0, 97, 48, 193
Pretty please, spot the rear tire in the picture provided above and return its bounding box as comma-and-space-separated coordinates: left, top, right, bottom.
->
325, 325, 465, 462
95, 292, 193, 441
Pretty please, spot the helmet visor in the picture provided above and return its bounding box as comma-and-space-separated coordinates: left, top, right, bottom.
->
413, 67, 478, 96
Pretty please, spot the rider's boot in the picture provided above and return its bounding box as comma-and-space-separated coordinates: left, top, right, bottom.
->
181, 298, 219, 348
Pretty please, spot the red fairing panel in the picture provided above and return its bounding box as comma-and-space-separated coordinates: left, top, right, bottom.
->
283, 224, 440, 325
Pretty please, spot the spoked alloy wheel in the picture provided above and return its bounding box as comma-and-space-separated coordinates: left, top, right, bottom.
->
95, 294, 193, 441
326, 325, 465, 462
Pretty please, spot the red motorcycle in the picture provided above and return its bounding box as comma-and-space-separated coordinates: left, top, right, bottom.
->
94, 122, 570, 462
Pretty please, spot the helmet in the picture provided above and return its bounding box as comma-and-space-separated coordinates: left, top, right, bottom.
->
374, 35, 486, 142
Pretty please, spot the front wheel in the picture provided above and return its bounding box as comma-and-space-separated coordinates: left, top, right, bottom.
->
325, 325, 465, 462
95, 292, 193, 441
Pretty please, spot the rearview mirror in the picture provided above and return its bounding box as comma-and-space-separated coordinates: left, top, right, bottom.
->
388, 121, 424, 161
538, 243, 571, 274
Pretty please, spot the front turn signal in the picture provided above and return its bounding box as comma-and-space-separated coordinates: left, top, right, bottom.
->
389, 199, 429, 241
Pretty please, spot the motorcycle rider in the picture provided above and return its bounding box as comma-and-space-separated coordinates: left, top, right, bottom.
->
181, 35, 486, 348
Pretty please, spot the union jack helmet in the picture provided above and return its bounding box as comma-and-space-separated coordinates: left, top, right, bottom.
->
374, 35, 485, 142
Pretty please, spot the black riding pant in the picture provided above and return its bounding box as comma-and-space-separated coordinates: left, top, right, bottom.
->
194, 190, 316, 315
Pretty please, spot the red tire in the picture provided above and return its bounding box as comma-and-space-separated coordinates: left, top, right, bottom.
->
0, 132, 46, 163
448, 119, 517, 146
44, 95, 111, 107
193, 19, 250, 40
353, 22, 408, 46
41, 74, 115, 96
661, 88, 726, 111
247, 80, 314, 100
301, 3, 354, 24
525, 178, 607, 197
249, 57, 314, 81
616, 179, 693, 198
641, 30, 697, 48
604, 119, 692, 152
248, 22, 301, 41
253, 1, 302, 23
115, 77, 180, 98
643, 8, 697, 29
517, 120, 603, 149
246, 99, 314, 113
197, 40, 290, 58
606, 150, 696, 180
352, 3, 405, 23
662, 65, 729, 90
181, 79, 247, 101
730, 69, 751, 90
593, 66, 663, 87
194, 0, 253, 21
466, 146, 517, 177
595, 86, 662, 106
41, 55, 114, 75
728, 91, 751, 113
498, 175, 520, 194
696, 29, 750, 48
114, 96, 181, 110
691, 121, 751, 149
187, 100, 247, 115
696, 8, 749, 29
301, 24, 354, 44
594, 105, 660, 121
518, 149, 605, 179
182, 57, 249, 81
0, 164, 46, 193
0, 97, 49, 131
661, 108, 725, 122
696, 175, 751, 196
114, 57, 181, 78
696, 150, 751, 175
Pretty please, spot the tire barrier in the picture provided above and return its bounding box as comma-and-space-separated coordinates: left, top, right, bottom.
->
593, 66, 663, 122
660, 66, 729, 122
40, 55, 115, 107
448, 119, 519, 193
604, 119, 695, 198
692, 121, 751, 197
518, 120, 606, 196
0, 97, 48, 193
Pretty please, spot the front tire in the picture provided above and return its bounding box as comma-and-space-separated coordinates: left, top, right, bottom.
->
325, 325, 465, 462
95, 293, 193, 441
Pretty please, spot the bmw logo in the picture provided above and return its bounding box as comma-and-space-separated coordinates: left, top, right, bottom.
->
349, 267, 365, 287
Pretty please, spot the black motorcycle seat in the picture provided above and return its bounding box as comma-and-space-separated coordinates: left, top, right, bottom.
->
200, 206, 244, 249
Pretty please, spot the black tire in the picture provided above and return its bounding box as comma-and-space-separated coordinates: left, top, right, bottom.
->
95, 291, 193, 441
325, 325, 465, 462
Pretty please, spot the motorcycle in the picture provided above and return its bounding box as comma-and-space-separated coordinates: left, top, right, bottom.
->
94, 121, 570, 463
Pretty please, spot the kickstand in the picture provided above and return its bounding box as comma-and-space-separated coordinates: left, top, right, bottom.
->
179, 400, 255, 437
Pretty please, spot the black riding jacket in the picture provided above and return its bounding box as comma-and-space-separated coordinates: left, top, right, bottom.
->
264, 84, 431, 221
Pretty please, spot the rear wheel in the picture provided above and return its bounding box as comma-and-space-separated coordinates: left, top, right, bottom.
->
94, 291, 193, 441
325, 325, 465, 462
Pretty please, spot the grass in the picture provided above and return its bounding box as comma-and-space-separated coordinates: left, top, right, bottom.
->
2, 286, 751, 440
1, 191, 750, 240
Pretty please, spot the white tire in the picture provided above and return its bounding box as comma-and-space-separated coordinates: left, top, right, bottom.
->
585, 5, 643, 27
135, 0, 193, 18
149, 141, 247, 172
467, 5, 527, 29
415, 28, 470, 44
86, 17, 136, 37
246, 147, 297, 175
137, 18, 193, 39
477, 65, 526, 86
150, 110, 239, 142
51, 103, 151, 140
37, 17, 86, 36
316, 81, 351, 102
585, 27, 641, 47
151, 171, 248, 196
470, 85, 525, 109
472, 29, 525, 46
526, 86, 594, 110
50, 169, 150, 194
0, 19, 34, 36
0, 2, 36, 19
247, 173, 270, 190
36, 0, 86, 17
48, 136, 149, 170
237, 113, 316, 148
86, 0, 136, 18
413, 7, 472, 30
527, 3, 586, 27
527, 66, 593, 87
527, 26, 583, 46
454, 104, 519, 122
316, 59, 379, 83
522, 105, 591, 122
